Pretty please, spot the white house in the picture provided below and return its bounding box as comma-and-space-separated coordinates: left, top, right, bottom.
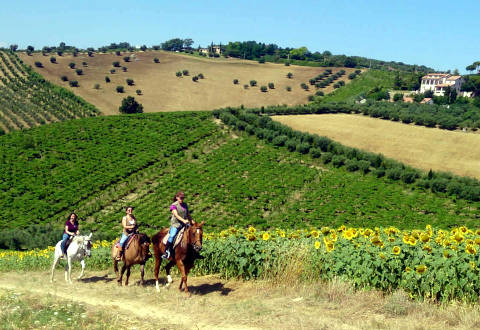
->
199, 45, 222, 55
420, 73, 464, 96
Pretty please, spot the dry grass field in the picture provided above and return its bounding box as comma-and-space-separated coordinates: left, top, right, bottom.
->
273, 114, 480, 179
1, 271, 480, 329
20, 51, 356, 115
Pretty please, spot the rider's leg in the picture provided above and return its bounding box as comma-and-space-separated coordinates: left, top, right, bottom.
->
117, 233, 128, 260
162, 226, 178, 259
60, 233, 70, 256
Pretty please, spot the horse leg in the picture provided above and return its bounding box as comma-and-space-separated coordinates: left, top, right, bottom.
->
165, 260, 175, 287
125, 266, 131, 286
66, 257, 73, 284
154, 256, 162, 292
118, 264, 126, 286
78, 259, 85, 279
50, 254, 60, 283
140, 264, 145, 286
176, 260, 189, 296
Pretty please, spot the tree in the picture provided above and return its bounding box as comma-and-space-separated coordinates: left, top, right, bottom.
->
140, 45, 147, 51
393, 93, 404, 102
192, 76, 198, 82
286, 86, 292, 92
250, 80, 257, 87
116, 86, 124, 93
287, 72, 293, 79
122, 66, 127, 72
75, 69, 83, 75
198, 73, 204, 79
50, 56, 56, 63
260, 86, 267, 92
110, 69, 116, 74
162, 38, 184, 51
233, 79, 239, 84
105, 76, 110, 83
344, 57, 357, 68
183, 38, 194, 49
69, 62, 75, 69
113, 61, 120, 67
123, 56, 130, 62
93, 83, 100, 89
289, 47, 308, 60
61, 75, 68, 82
154, 57, 159, 63
268, 82, 274, 89
176, 71, 182, 77
136, 89, 142, 95
27, 45, 34, 52
34, 61, 43, 68
126, 78, 134, 86
57, 50, 63, 56
119, 96, 143, 114
69, 80, 79, 87
9, 44, 18, 52
182, 70, 189, 76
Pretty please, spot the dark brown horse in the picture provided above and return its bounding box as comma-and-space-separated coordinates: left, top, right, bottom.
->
111, 233, 151, 286
152, 221, 204, 296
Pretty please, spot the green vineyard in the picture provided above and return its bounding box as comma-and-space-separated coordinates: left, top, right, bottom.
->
0, 50, 99, 134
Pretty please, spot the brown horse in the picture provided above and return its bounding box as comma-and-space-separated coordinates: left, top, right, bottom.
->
152, 221, 204, 296
111, 233, 151, 286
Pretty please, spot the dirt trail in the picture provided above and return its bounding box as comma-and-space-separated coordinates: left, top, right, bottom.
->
1, 270, 478, 329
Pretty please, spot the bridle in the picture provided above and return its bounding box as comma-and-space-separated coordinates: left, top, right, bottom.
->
188, 226, 203, 252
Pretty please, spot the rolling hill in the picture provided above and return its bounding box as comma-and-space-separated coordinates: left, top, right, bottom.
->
19, 50, 358, 115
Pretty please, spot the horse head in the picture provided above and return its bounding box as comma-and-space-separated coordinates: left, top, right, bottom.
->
138, 233, 151, 260
188, 220, 205, 253
83, 232, 93, 257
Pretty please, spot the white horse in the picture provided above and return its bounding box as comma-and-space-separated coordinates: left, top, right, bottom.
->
50, 233, 93, 284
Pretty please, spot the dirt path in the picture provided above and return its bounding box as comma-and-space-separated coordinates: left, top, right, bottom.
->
0, 271, 479, 329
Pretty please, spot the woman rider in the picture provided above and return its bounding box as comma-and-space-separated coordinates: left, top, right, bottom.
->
162, 191, 191, 259
61, 213, 79, 257
115, 206, 138, 260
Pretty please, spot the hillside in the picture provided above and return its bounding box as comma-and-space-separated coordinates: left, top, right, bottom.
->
0, 51, 99, 133
19, 51, 358, 115
1, 112, 478, 250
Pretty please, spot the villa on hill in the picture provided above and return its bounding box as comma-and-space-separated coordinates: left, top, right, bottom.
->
199, 45, 222, 55
419, 73, 464, 96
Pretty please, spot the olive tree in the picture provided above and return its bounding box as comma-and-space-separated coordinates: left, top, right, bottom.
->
119, 96, 143, 114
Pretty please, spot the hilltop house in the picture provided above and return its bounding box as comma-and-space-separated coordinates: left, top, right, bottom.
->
420, 73, 463, 96
199, 45, 222, 55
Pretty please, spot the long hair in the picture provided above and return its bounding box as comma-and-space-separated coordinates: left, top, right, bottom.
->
67, 212, 78, 224
173, 191, 185, 202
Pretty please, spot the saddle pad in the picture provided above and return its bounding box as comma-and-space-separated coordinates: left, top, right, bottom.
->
116, 235, 135, 249
162, 227, 185, 249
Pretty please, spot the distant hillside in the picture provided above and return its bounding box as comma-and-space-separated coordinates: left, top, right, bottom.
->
1, 112, 477, 249
19, 50, 358, 115
0, 51, 99, 134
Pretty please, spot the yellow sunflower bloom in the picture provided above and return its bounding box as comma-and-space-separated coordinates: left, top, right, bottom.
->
403, 235, 410, 244
363, 229, 373, 237
379, 252, 386, 259
314, 241, 321, 250
466, 244, 477, 255
262, 232, 270, 241
247, 234, 256, 241
443, 250, 451, 258
474, 237, 480, 246
476, 228, 480, 236
310, 230, 320, 238
470, 261, 476, 270
452, 233, 464, 243
416, 265, 427, 274
392, 246, 401, 255
248, 226, 256, 233
408, 236, 417, 246
420, 234, 430, 243
342, 230, 354, 240
405, 266, 412, 273
325, 241, 334, 253
460, 226, 468, 233
422, 244, 432, 253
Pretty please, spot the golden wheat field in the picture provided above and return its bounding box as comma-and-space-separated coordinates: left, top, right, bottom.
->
20, 51, 356, 115
273, 114, 480, 179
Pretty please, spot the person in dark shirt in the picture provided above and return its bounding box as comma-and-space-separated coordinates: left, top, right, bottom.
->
61, 213, 79, 257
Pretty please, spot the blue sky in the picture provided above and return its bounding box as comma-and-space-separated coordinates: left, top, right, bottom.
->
1, 0, 478, 72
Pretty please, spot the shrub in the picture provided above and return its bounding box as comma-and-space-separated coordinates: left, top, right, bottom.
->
357, 160, 370, 174
345, 159, 359, 172
60, 75, 68, 82
50, 56, 56, 63
268, 82, 274, 89
272, 135, 288, 147
287, 72, 293, 79
258, 58, 265, 63
88, 51, 94, 57
93, 83, 100, 90
119, 96, 143, 114
122, 66, 127, 72
309, 78, 316, 85
116, 86, 124, 93
123, 56, 130, 62
126, 78, 134, 86
300, 83, 308, 90
348, 73, 356, 80
69, 80, 79, 87
82, 62, 88, 67
243, 84, 249, 89
105, 76, 110, 83
386, 168, 403, 181
339, 81, 345, 86
310, 147, 322, 158
316, 90, 324, 96
34, 61, 43, 68
332, 155, 346, 167
308, 95, 315, 101
233, 79, 239, 84
285, 62, 290, 66
297, 142, 310, 154
286, 139, 298, 152
321, 152, 333, 164
75, 69, 83, 75
154, 57, 159, 63
116, 51, 121, 56
182, 70, 189, 76
113, 61, 120, 67
333, 83, 340, 89
68, 62, 75, 69
260, 86, 268, 92
198, 73, 204, 79
57, 50, 63, 56
192, 76, 199, 82
373, 168, 386, 178
355, 69, 361, 74
250, 80, 257, 87
393, 93, 404, 102
176, 71, 182, 77
430, 178, 448, 193
401, 170, 418, 184
136, 89, 142, 95
286, 86, 292, 92
110, 69, 116, 74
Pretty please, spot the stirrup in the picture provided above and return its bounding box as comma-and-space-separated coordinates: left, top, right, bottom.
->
161, 250, 170, 259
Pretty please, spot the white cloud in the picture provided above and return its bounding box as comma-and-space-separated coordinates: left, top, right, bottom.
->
0, 41, 7, 48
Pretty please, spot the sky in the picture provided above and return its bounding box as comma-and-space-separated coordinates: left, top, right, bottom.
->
1, 0, 478, 73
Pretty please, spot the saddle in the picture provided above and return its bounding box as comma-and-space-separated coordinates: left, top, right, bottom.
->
115, 234, 136, 250
64, 236, 75, 253
162, 227, 186, 250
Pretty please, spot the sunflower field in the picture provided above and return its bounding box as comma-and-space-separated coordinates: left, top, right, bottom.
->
1, 225, 480, 302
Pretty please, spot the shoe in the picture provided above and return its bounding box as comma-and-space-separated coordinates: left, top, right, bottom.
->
161, 249, 170, 259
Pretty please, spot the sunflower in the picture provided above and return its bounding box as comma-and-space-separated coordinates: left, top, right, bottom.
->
321, 227, 330, 235
402, 235, 410, 245
379, 252, 386, 259
262, 232, 270, 241
466, 244, 477, 255
470, 261, 476, 270
363, 229, 373, 237
422, 244, 432, 253
310, 230, 320, 238
459, 226, 468, 233
416, 265, 427, 274
329, 232, 338, 242
388, 236, 396, 243
370, 236, 384, 248
248, 226, 256, 233
405, 266, 412, 273
392, 246, 401, 255
325, 241, 334, 253
452, 233, 464, 243
314, 241, 321, 250
443, 250, 451, 258
338, 225, 346, 232
476, 228, 480, 236
342, 230, 354, 240
420, 233, 430, 243
408, 236, 417, 246
279, 231, 286, 238
247, 234, 256, 241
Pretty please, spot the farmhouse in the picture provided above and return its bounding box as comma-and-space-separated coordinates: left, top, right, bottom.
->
420, 73, 463, 96
199, 45, 222, 55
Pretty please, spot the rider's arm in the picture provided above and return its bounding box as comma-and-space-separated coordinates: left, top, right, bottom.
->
122, 216, 136, 230
172, 209, 189, 225
65, 225, 75, 236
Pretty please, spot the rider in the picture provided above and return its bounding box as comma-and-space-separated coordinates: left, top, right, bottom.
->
162, 191, 192, 259
116, 206, 138, 260
61, 213, 79, 258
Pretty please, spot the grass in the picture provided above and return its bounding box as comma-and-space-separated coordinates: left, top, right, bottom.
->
19, 51, 356, 115
273, 113, 480, 179
320, 69, 395, 103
